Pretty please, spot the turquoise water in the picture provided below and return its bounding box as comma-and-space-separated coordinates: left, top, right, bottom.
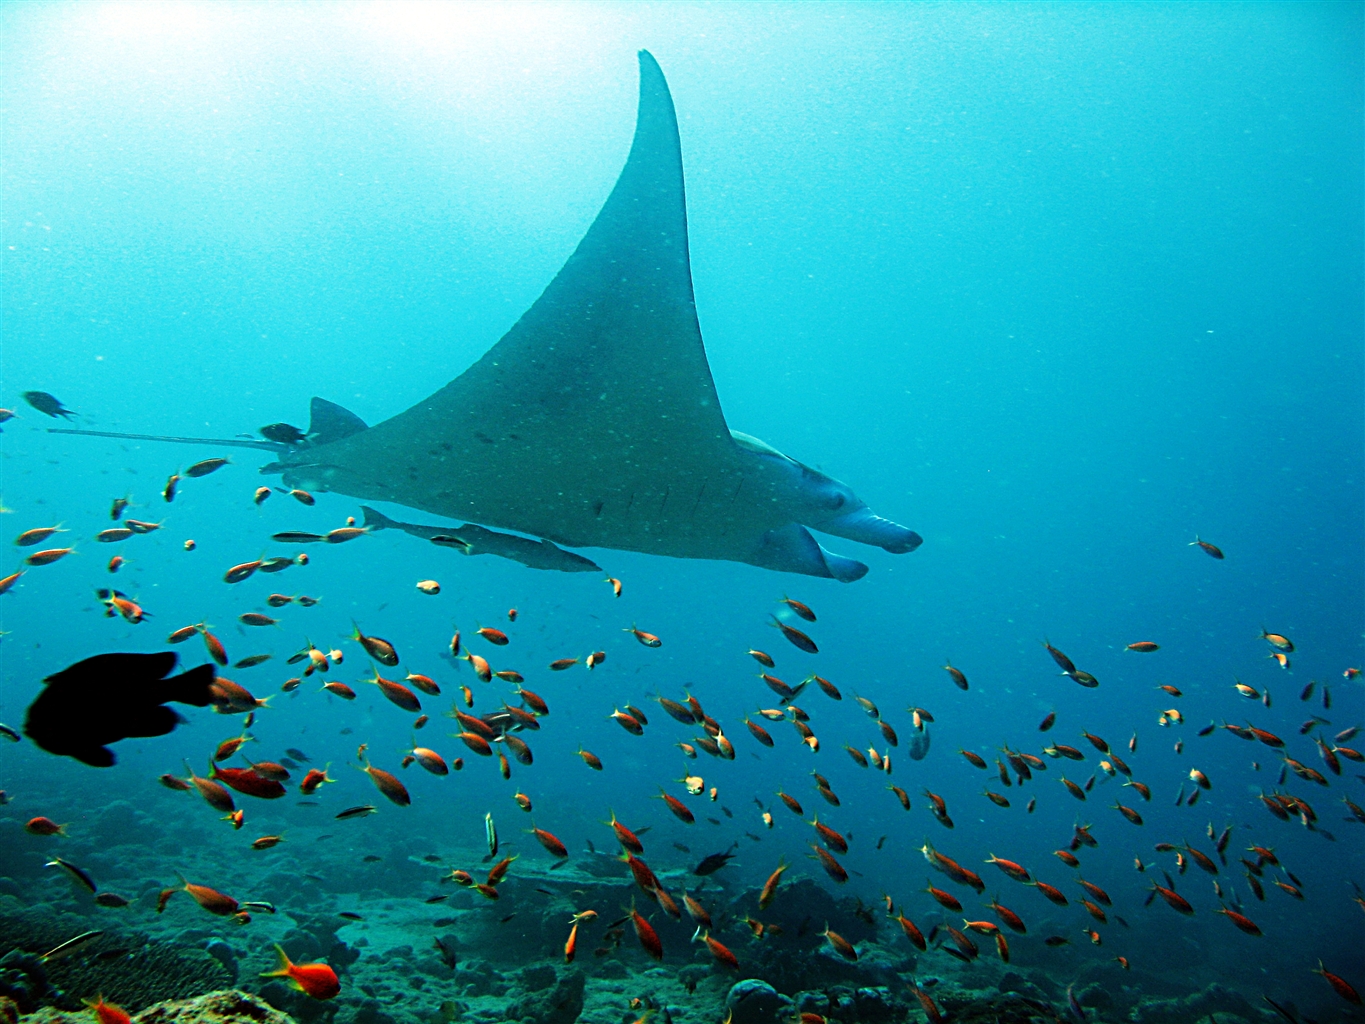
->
2, 5, 1362, 1024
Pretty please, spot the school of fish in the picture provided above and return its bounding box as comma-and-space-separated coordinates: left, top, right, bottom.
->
2, 437, 1363, 1020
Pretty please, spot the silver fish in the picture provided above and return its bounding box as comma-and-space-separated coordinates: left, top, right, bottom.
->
46, 857, 96, 893
40, 929, 103, 961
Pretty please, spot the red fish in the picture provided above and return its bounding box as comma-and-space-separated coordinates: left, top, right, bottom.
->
260, 944, 340, 1000
631, 905, 662, 959
83, 997, 130, 1024
359, 761, 411, 806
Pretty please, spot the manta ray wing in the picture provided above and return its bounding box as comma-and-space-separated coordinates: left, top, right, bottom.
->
285, 51, 789, 563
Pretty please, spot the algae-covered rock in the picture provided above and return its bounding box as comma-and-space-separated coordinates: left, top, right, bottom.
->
725, 980, 793, 1024
518, 965, 558, 994
20, 989, 297, 1024
1127, 983, 1261, 1024
505, 968, 584, 1024
134, 989, 297, 1024
0, 952, 57, 1014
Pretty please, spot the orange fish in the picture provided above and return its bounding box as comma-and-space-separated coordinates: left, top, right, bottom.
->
322, 681, 356, 700
923, 883, 961, 911
224, 560, 262, 584
942, 661, 969, 690
359, 760, 411, 806
770, 616, 817, 654
564, 921, 579, 963
1190, 535, 1224, 559
820, 925, 857, 961
210, 764, 286, 800
1125, 641, 1159, 652
1314, 962, 1362, 1005
260, 945, 340, 1000
25, 547, 76, 566
198, 627, 230, 668
758, 860, 787, 908
326, 526, 369, 544
576, 747, 602, 770
299, 767, 334, 795
625, 625, 662, 647
475, 626, 509, 646
811, 845, 847, 884
606, 811, 645, 854
702, 932, 738, 968
486, 854, 519, 886
366, 671, 421, 712
405, 673, 441, 696
83, 997, 131, 1024
605, 577, 622, 597
531, 827, 568, 858
408, 746, 449, 776
549, 657, 579, 672
25, 816, 67, 836
631, 905, 662, 960
515, 687, 549, 715
348, 623, 397, 666
659, 789, 695, 823
181, 879, 239, 916
184, 762, 236, 812
457, 732, 493, 756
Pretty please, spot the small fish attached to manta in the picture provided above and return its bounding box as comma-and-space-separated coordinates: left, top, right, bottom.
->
24, 652, 216, 767
360, 506, 601, 574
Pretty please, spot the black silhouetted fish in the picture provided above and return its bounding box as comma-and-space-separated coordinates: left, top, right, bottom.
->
24, 652, 215, 767
693, 842, 739, 876
908, 726, 932, 762
23, 391, 76, 420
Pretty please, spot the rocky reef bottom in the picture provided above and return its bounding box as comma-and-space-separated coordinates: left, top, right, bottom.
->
4, 978, 1284, 1024
14, 990, 292, 1024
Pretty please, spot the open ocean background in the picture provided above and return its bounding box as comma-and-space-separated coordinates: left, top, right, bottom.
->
2, 4, 1362, 1023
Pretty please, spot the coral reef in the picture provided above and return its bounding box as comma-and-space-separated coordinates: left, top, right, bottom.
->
725, 979, 792, 1024
0, 894, 231, 1013
0, 953, 58, 1015
505, 967, 584, 1024
19, 989, 296, 1024
1126, 983, 1264, 1024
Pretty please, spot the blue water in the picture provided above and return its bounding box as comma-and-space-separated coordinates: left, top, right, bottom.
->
2, 3, 1362, 1021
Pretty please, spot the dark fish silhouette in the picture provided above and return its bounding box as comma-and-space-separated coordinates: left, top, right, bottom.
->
24, 652, 215, 767
260, 422, 307, 445
693, 842, 739, 876
23, 391, 76, 420
908, 726, 932, 761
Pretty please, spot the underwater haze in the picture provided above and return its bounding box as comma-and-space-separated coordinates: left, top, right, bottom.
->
2, 4, 1363, 1024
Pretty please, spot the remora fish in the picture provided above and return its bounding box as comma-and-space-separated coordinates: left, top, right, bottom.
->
361, 507, 601, 574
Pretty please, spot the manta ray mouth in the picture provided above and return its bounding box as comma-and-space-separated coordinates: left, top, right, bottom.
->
818, 508, 923, 554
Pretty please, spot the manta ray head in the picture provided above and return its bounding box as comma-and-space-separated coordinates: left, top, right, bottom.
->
731, 430, 922, 554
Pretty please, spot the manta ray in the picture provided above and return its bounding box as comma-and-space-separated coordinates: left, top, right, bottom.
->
54, 52, 920, 581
